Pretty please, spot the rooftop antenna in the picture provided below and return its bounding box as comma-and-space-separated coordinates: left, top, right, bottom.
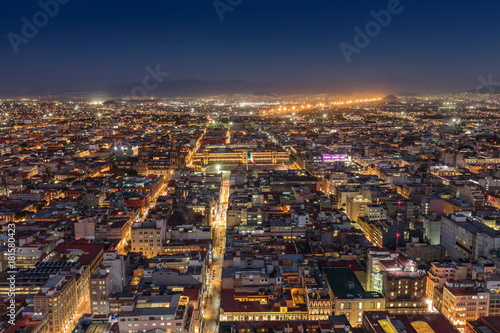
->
396, 201, 401, 252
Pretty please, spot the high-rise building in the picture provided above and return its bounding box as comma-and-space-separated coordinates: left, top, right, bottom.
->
34, 275, 77, 333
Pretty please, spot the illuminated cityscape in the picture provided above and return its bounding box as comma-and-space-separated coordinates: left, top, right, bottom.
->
0, 94, 499, 333
3, 1, 500, 333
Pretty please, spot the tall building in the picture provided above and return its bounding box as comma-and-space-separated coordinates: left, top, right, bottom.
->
420, 212, 443, 245
346, 194, 371, 222
441, 213, 500, 260
90, 271, 110, 314
131, 219, 166, 258
365, 250, 426, 313
486, 275, 500, 317
425, 262, 471, 309
90, 250, 129, 314
33, 275, 77, 333
357, 216, 423, 249
383, 271, 427, 313
442, 285, 490, 328
101, 250, 128, 293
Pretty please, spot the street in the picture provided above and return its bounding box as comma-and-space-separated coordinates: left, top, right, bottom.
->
116, 182, 167, 255
202, 170, 230, 333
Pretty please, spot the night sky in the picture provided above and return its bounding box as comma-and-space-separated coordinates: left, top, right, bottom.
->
1, 0, 499, 94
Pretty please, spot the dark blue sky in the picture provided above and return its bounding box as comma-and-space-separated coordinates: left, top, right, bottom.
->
1, 0, 499, 94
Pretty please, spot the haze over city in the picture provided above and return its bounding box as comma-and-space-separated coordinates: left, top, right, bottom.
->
2, 1, 500, 95
2, 1, 500, 333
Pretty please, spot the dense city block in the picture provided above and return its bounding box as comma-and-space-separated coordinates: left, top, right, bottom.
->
2, 94, 500, 333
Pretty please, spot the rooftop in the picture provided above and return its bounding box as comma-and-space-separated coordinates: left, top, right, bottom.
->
323, 267, 383, 300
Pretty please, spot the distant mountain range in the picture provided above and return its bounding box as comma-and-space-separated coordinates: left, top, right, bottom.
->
105, 79, 281, 98
0, 89, 60, 98
395, 92, 419, 97
0, 79, 420, 99
467, 86, 500, 94
0, 79, 280, 99
1, 78, 490, 99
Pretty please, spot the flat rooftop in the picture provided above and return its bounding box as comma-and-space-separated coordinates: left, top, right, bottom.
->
323, 267, 383, 300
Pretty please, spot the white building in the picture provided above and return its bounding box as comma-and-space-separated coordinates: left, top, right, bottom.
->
441, 214, 500, 260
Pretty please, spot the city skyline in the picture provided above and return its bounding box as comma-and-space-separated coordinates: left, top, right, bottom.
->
4, 2, 500, 333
